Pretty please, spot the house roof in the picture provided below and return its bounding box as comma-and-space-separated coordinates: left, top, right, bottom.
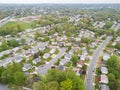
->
99, 75, 109, 84
22, 64, 32, 71
43, 53, 50, 59
33, 58, 41, 64
60, 59, 69, 65
101, 67, 108, 74
59, 65, 64, 70
101, 84, 109, 90
103, 54, 110, 61
77, 60, 84, 65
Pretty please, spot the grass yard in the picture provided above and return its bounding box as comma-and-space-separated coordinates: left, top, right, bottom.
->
1, 21, 33, 31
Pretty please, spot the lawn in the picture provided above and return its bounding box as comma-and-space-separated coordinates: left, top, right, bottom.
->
1, 21, 33, 31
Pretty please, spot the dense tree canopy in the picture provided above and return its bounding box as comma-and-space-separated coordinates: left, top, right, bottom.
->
32, 69, 85, 90
107, 55, 120, 90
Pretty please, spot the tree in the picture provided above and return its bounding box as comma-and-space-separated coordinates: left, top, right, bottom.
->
7, 39, 19, 47
71, 55, 79, 66
45, 81, 59, 90
60, 79, 73, 90
32, 81, 45, 90
21, 38, 26, 44
13, 71, 26, 85
115, 42, 120, 50
0, 42, 9, 51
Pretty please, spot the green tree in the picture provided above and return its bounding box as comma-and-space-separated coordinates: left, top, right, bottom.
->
7, 39, 19, 47
45, 81, 59, 90
71, 55, 79, 66
60, 79, 73, 90
13, 71, 26, 85
0, 42, 9, 51
32, 81, 45, 90
115, 42, 120, 50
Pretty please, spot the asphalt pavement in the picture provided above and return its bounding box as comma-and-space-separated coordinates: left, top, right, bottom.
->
85, 36, 112, 90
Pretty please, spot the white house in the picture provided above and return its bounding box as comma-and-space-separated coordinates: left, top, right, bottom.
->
100, 84, 109, 90
22, 64, 32, 71
14, 56, 23, 63
43, 53, 50, 59
33, 58, 41, 64
50, 49, 56, 54
101, 67, 108, 74
99, 75, 109, 84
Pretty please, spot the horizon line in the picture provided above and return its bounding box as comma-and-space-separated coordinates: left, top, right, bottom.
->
0, 3, 120, 4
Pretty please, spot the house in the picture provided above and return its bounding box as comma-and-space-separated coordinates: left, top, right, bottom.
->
82, 49, 88, 55
33, 57, 41, 64
50, 49, 56, 54
101, 67, 108, 74
30, 48, 39, 54
98, 75, 109, 84
14, 56, 23, 63
12, 47, 21, 53
73, 43, 79, 47
59, 42, 65, 47
24, 52, 32, 59
68, 49, 74, 55
59, 65, 65, 70
100, 84, 109, 90
38, 43, 46, 51
43, 53, 50, 59
80, 55, 86, 61
60, 59, 69, 65
116, 50, 120, 54
22, 64, 32, 71
0, 59, 13, 67
77, 60, 84, 68
64, 54, 71, 60
103, 54, 110, 61
65, 42, 72, 46
51, 42, 57, 46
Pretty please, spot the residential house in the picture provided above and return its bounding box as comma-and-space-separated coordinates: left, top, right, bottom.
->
77, 60, 84, 68
24, 52, 32, 60
30, 48, 39, 54
60, 59, 69, 65
33, 57, 41, 64
51, 42, 57, 46
64, 54, 71, 60
59, 65, 65, 70
100, 84, 109, 90
50, 49, 56, 54
80, 55, 86, 61
98, 74, 109, 84
22, 64, 32, 71
101, 67, 108, 74
43, 53, 50, 59
14, 56, 23, 63
103, 54, 110, 61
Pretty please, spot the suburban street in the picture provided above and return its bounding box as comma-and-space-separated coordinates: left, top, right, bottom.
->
85, 23, 120, 90
0, 15, 14, 28
0, 84, 9, 90
37, 47, 66, 75
85, 36, 112, 90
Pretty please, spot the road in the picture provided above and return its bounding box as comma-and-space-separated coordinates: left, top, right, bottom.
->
37, 47, 66, 75
0, 15, 14, 28
85, 23, 120, 90
0, 84, 9, 90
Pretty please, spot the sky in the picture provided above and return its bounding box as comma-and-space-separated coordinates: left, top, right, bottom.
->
0, 0, 120, 4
